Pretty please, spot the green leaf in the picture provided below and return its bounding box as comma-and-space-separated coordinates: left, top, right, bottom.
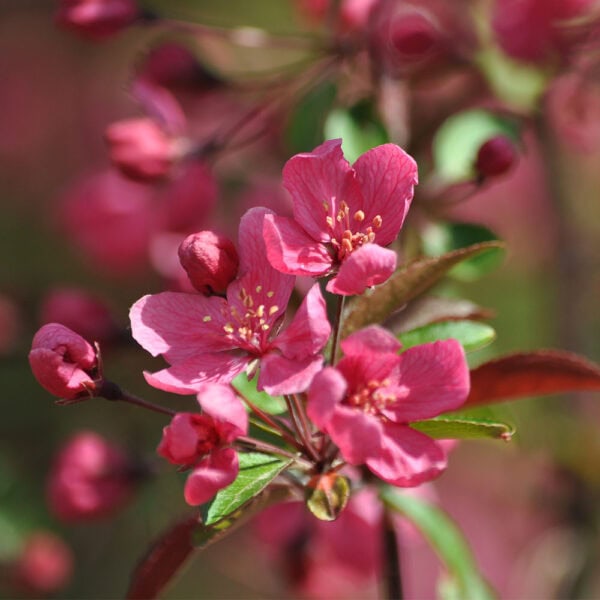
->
411, 418, 514, 440
433, 109, 520, 182
232, 372, 286, 415
380, 487, 495, 600
305, 473, 350, 522
422, 223, 504, 281
399, 320, 496, 353
324, 102, 389, 163
342, 241, 505, 337
285, 80, 337, 153
200, 452, 292, 527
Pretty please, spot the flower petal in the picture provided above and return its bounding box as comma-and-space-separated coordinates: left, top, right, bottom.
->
157, 413, 201, 465
340, 324, 401, 356
129, 292, 235, 363
382, 339, 470, 422
196, 383, 248, 438
282, 139, 363, 242
143, 353, 250, 394
258, 353, 324, 395
365, 422, 446, 487
184, 448, 239, 506
307, 367, 347, 431
274, 284, 331, 358
353, 144, 417, 245
326, 244, 396, 296
327, 405, 383, 465
263, 214, 332, 276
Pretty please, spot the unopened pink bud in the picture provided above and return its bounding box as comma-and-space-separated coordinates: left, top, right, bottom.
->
40, 287, 117, 344
389, 12, 440, 57
47, 432, 136, 521
105, 118, 176, 181
178, 231, 239, 294
56, 0, 139, 39
475, 136, 518, 179
14, 532, 73, 595
29, 323, 98, 400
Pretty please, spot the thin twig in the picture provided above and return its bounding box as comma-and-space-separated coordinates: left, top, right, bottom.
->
329, 294, 345, 365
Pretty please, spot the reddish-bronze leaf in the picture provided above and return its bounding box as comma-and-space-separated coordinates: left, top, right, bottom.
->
126, 514, 199, 600
464, 350, 600, 407
342, 241, 504, 337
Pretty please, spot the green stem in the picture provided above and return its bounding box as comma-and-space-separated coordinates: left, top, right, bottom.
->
284, 395, 321, 464
329, 294, 346, 365
236, 436, 312, 469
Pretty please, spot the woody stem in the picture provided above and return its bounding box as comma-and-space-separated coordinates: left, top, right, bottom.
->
329, 294, 345, 365
284, 394, 321, 463
98, 381, 176, 417
236, 436, 312, 469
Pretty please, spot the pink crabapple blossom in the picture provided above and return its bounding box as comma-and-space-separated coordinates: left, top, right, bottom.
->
157, 383, 248, 505
55, 0, 139, 39
29, 323, 98, 400
307, 325, 470, 486
130, 207, 331, 396
47, 431, 136, 521
263, 139, 417, 295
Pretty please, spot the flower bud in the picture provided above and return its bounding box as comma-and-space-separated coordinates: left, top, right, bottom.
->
29, 323, 98, 400
475, 135, 518, 179
105, 118, 177, 182
39, 287, 117, 345
178, 231, 239, 294
13, 532, 73, 596
47, 431, 136, 521
388, 11, 440, 58
55, 0, 139, 39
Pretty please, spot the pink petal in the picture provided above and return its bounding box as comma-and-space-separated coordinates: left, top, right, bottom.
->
326, 244, 396, 296
237, 207, 272, 276
196, 383, 248, 438
274, 284, 331, 358
29, 348, 94, 399
365, 422, 446, 487
306, 367, 347, 431
327, 405, 383, 465
340, 325, 401, 356
336, 353, 401, 397
129, 292, 235, 363
157, 413, 200, 465
143, 353, 250, 395
282, 139, 363, 242
184, 448, 239, 506
382, 340, 470, 422
258, 353, 324, 395
353, 144, 418, 245
263, 214, 332, 276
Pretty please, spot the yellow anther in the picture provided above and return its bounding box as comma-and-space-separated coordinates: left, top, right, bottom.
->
268, 305, 279, 316
243, 295, 253, 308
255, 285, 262, 293
256, 305, 265, 318
372, 215, 383, 229
342, 238, 353, 253
353, 210, 365, 222
266, 291, 275, 298
202, 315, 212, 323
223, 323, 234, 334
322, 201, 329, 211
261, 324, 270, 331
326, 216, 334, 228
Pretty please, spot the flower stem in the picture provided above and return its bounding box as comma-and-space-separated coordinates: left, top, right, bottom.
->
98, 381, 176, 417
329, 294, 346, 365
236, 436, 312, 469
383, 509, 403, 600
284, 394, 321, 464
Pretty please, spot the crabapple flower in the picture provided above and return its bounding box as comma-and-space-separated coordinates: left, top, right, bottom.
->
47, 431, 136, 521
263, 139, 417, 295
307, 325, 470, 486
56, 0, 139, 39
475, 136, 518, 179
178, 231, 240, 294
29, 323, 98, 400
130, 208, 331, 396
105, 118, 179, 181
158, 384, 248, 505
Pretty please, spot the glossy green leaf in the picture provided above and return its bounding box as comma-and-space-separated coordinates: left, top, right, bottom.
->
200, 452, 292, 527
342, 241, 505, 337
411, 417, 514, 440
399, 320, 496, 353
423, 223, 504, 281
433, 109, 519, 182
380, 487, 495, 600
285, 80, 337, 153
324, 102, 388, 163
232, 372, 286, 415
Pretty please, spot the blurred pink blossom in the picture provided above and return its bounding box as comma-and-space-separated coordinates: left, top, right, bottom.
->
55, 0, 139, 39
47, 431, 136, 521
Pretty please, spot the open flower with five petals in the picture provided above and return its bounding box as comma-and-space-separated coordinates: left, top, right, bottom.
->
263, 139, 418, 295
307, 325, 470, 486
130, 208, 331, 396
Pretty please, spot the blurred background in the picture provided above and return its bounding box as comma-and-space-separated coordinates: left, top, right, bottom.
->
1, 0, 600, 598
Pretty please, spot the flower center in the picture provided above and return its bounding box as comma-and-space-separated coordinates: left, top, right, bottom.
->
346, 378, 393, 415
324, 200, 383, 261
191, 415, 221, 457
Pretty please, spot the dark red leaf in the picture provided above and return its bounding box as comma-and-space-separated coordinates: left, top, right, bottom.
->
464, 350, 600, 407
126, 514, 199, 600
